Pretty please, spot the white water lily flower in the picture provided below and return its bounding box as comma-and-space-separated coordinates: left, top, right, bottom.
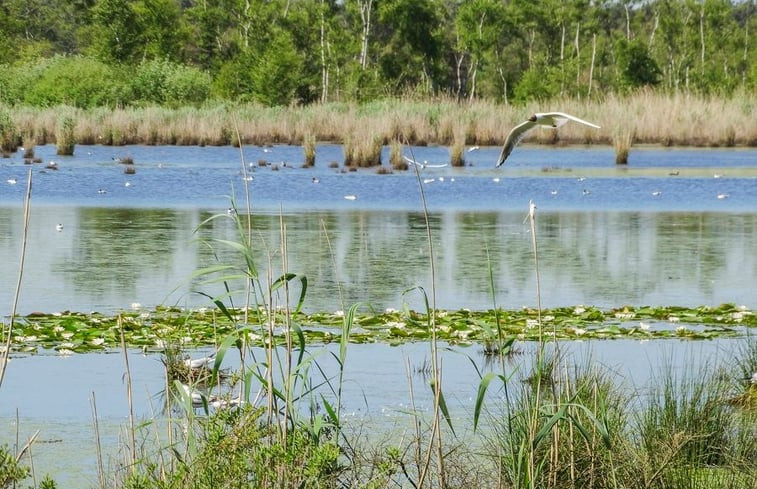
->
59, 342, 75, 349
573, 328, 587, 336
639, 322, 650, 330
574, 306, 586, 315
385, 307, 398, 314
180, 336, 192, 344
668, 316, 680, 323
90, 318, 101, 324
197, 307, 208, 313
676, 326, 687, 333
543, 315, 554, 322
52, 312, 62, 317
90, 338, 105, 346
22, 335, 38, 342
154, 339, 167, 348
57, 349, 74, 356
52, 326, 65, 333
525, 319, 539, 329
731, 312, 744, 322
334, 310, 345, 317
437, 310, 448, 318
615, 312, 634, 319
140, 312, 150, 319
386, 321, 406, 329
130, 302, 142, 309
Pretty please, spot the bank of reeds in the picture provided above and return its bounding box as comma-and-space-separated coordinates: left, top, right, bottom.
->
3, 91, 756, 152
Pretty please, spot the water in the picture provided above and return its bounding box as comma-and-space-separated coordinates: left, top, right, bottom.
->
0, 143, 755, 485
1, 144, 755, 314
0, 339, 745, 487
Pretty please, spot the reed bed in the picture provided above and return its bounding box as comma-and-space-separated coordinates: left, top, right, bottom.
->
2, 91, 756, 150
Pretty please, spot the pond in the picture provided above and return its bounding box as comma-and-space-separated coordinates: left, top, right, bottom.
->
0, 143, 755, 486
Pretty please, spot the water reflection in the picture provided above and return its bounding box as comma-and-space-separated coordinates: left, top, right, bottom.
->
1, 206, 754, 315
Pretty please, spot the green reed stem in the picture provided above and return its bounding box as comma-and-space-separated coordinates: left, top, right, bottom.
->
0, 169, 32, 390
406, 145, 445, 488
119, 318, 137, 472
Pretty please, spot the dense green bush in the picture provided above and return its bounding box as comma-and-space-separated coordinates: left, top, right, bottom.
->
132, 59, 212, 107
22, 55, 128, 108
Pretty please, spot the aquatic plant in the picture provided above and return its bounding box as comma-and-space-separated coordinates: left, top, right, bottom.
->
303, 133, 316, 167
389, 139, 407, 170
3, 304, 754, 354
614, 126, 634, 164
55, 112, 76, 156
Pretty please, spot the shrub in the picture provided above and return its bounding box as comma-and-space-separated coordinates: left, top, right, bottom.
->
132, 59, 211, 107
23, 55, 127, 108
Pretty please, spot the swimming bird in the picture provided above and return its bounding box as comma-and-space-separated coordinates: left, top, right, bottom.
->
403, 156, 448, 169
46, 161, 58, 170
496, 112, 601, 166
184, 352, 216, 369
55, 224, 64, 232
344, 194, 357, 201
6, 178, 16, 185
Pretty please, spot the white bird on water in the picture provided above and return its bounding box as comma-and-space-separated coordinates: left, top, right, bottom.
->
184, 352, 216, 369
403, 156, 448, 169
496, 112, 601, 167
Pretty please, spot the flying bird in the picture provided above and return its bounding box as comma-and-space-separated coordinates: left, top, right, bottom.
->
496, 112, 601, 167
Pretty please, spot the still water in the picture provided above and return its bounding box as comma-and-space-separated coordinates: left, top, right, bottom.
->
0, 143, 755, 486
0, 144, 755, 314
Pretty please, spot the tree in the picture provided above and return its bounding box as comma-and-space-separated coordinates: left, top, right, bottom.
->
616, 37, 661, 89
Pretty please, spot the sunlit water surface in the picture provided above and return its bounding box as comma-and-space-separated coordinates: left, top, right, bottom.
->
0, 144, 755, 485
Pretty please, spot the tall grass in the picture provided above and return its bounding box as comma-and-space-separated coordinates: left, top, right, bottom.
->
5, 91, 756, 149
614, 127, 634, 164
55, 112, 76, 155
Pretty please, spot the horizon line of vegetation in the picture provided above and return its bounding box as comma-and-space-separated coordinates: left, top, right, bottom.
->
0, 1, 755, 109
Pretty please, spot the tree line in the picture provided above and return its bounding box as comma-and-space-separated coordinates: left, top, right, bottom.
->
0, 0, 754, 108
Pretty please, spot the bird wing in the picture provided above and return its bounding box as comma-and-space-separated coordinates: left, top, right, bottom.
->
496, 119, 538, 167
403, 155, 421, 166
536, 112, 601, 129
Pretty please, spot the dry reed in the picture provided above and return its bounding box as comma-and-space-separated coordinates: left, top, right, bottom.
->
303, 133, 316, 167
613, 128, 634, 164
3, 91, 756, 150
389, 139, 407, 170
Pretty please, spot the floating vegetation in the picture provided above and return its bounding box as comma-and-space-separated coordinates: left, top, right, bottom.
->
2, 304, 754, 354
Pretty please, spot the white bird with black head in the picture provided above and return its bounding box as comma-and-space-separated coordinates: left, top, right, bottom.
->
496, 112, 601, 167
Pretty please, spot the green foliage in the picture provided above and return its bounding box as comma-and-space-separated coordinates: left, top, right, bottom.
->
0, 445, 29, 488
616, 38, 662, 90
513, 65, 562, 102
132, 59, 212, 107
121, 406, 341, 489
22, 55, 127, 108
250, 30, 304, 106
0, 0, 754, 105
